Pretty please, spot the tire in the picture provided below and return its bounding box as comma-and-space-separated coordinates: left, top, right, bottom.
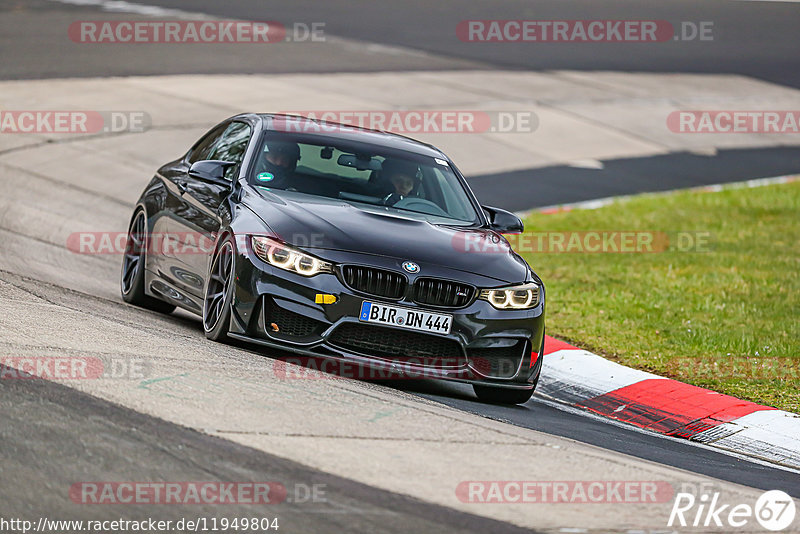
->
120, 209, 176, 314
473, 384, 534, 405
203, 236, 235, 341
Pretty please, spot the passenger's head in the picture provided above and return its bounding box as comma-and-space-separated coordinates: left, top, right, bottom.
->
264, 141, 300, 172
381, 159, 418, 196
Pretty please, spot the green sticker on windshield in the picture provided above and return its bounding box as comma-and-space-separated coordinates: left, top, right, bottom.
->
256, 172, 274, 182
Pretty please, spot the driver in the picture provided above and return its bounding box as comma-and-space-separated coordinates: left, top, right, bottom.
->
380, 159, 419, 206
256, 141, 300, 189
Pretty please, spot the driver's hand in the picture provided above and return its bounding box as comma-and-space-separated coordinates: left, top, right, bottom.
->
383, 193, 401, 206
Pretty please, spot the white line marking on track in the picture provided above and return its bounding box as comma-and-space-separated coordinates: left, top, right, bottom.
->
48, 0, 214, 19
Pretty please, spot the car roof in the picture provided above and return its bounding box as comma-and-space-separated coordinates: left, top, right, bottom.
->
242, 113, 448, 160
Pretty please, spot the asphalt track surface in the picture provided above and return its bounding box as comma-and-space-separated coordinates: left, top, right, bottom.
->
0, 367, 535, 534
399, 380, 800, 496
2, 0, 800, 530
6, 0, 800, 88
472, 146, 800, 211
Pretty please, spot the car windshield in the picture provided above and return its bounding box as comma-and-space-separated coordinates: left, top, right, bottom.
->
250, 132, 479, 225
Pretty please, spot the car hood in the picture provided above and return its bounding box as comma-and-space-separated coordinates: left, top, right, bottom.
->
243, 188, 530, 284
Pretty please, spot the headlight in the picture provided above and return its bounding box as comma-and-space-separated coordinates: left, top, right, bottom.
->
251, 236, 333, 277
479, 283, 540, 309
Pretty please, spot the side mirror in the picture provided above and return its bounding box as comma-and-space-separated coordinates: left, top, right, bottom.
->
188, 160, 236, 187
483, 205, 524, 233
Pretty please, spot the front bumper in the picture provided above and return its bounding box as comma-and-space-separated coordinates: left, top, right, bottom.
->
228, 246, 545, 388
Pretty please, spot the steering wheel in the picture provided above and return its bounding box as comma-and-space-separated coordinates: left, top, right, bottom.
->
391, 197, 450, 217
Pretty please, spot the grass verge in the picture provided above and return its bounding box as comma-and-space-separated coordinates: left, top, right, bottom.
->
519, 180, 800, 413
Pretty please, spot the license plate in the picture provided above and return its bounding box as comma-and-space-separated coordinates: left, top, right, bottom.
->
359, 301, 452, 335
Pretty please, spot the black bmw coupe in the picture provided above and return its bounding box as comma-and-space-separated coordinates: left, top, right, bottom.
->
121, 114, 545, 404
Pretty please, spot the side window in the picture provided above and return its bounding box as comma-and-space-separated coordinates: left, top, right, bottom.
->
209, 122, 252, 180
187, 124, 227, 164
431, 167, 471, 220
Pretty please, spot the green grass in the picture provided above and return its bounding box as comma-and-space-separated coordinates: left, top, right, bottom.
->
519, 180, 800, 413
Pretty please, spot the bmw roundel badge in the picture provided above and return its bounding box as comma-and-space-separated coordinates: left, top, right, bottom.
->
402, 261, 420, 273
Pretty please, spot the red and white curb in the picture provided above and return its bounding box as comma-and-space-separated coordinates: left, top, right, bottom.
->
538, 336, 800, 470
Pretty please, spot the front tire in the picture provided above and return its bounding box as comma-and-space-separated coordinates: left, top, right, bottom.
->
203, 236, 235, 341
120, 209, 176, 314
473, 384, 534, 405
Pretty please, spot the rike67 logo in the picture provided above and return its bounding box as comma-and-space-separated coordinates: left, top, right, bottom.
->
669, 487, 796, 531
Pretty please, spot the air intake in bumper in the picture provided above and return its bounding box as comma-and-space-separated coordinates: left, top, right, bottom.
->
467, 340, 528, 379
328, 323, 464, 368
